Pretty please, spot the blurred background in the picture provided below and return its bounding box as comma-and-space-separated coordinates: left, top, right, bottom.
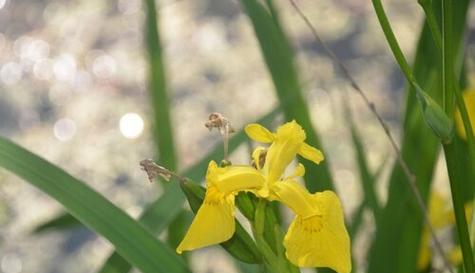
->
0, 0, 474, 272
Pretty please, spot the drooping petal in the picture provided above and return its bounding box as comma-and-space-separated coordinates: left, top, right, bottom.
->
272, 180, 319, 218
206, 161, 265, 195
454, 89, 475, 139
284, 191, 351, 273
298, 142, 324, 164
177, 186, 235, 253
245, 123, 275, 143
264, 121, 307, 182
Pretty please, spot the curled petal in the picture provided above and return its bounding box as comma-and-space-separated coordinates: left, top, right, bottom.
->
206, 161, 265, 194
298, 142, 324, 164
284, 191, 351, 273
245, 123, 275, 143
287, 163, 305, 179
272, 180, 319, 218
177, 187, 235, 253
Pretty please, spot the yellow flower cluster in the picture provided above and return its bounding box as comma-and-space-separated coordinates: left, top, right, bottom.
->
176, 121, 351, 273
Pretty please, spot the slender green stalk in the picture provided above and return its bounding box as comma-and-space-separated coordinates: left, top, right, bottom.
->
442, 0, 474, 271
371, 0, 415, 85
145, 0, 176, 169
252, 199, 288, 273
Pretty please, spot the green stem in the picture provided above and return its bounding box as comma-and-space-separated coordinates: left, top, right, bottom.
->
370, 0, 445, 123
371, 0, 415, 85
442, 0, 475, 271
252, 199, 290, 273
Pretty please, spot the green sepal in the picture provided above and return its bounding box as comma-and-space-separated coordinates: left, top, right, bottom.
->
236, 192, 258, 221
416, 87, 455, 143
179, 180, 205, 212
179, 181, 262, 264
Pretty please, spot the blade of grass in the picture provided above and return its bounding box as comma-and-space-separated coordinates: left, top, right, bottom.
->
0, 137, 189, 273
144, 0, 188, 250
96, 108, 279, 273
239, 0, 333, 192
145, 0, 176, 170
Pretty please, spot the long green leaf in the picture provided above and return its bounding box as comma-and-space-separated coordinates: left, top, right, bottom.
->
145, 0, 175, 169
96, 108, 279, 273
239, 0, 333, 192
0, 137, 189, 273
144, 0, 188, 251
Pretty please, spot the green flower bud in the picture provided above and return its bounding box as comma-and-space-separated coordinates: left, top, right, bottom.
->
416, 89, 455, 143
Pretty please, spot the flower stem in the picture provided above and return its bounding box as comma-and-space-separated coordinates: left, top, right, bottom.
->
252, 199, 296, 273
370, 0, 415, 85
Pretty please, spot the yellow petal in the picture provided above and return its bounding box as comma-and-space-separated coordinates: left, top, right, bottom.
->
454, 89, 475, 140
245, 123, 275, 143
272, 180, 319, 218
264, 121, 307, 182
298, 142, 324, 164
284, 191, 351, 273
206, 161, 265, 194
177, 187, 235, 253
416, 229, 431, 270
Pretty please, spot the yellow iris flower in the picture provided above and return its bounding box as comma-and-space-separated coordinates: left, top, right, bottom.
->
455, 89, 475, 139
246, 121, 351, 273
177, 121, 351, 273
